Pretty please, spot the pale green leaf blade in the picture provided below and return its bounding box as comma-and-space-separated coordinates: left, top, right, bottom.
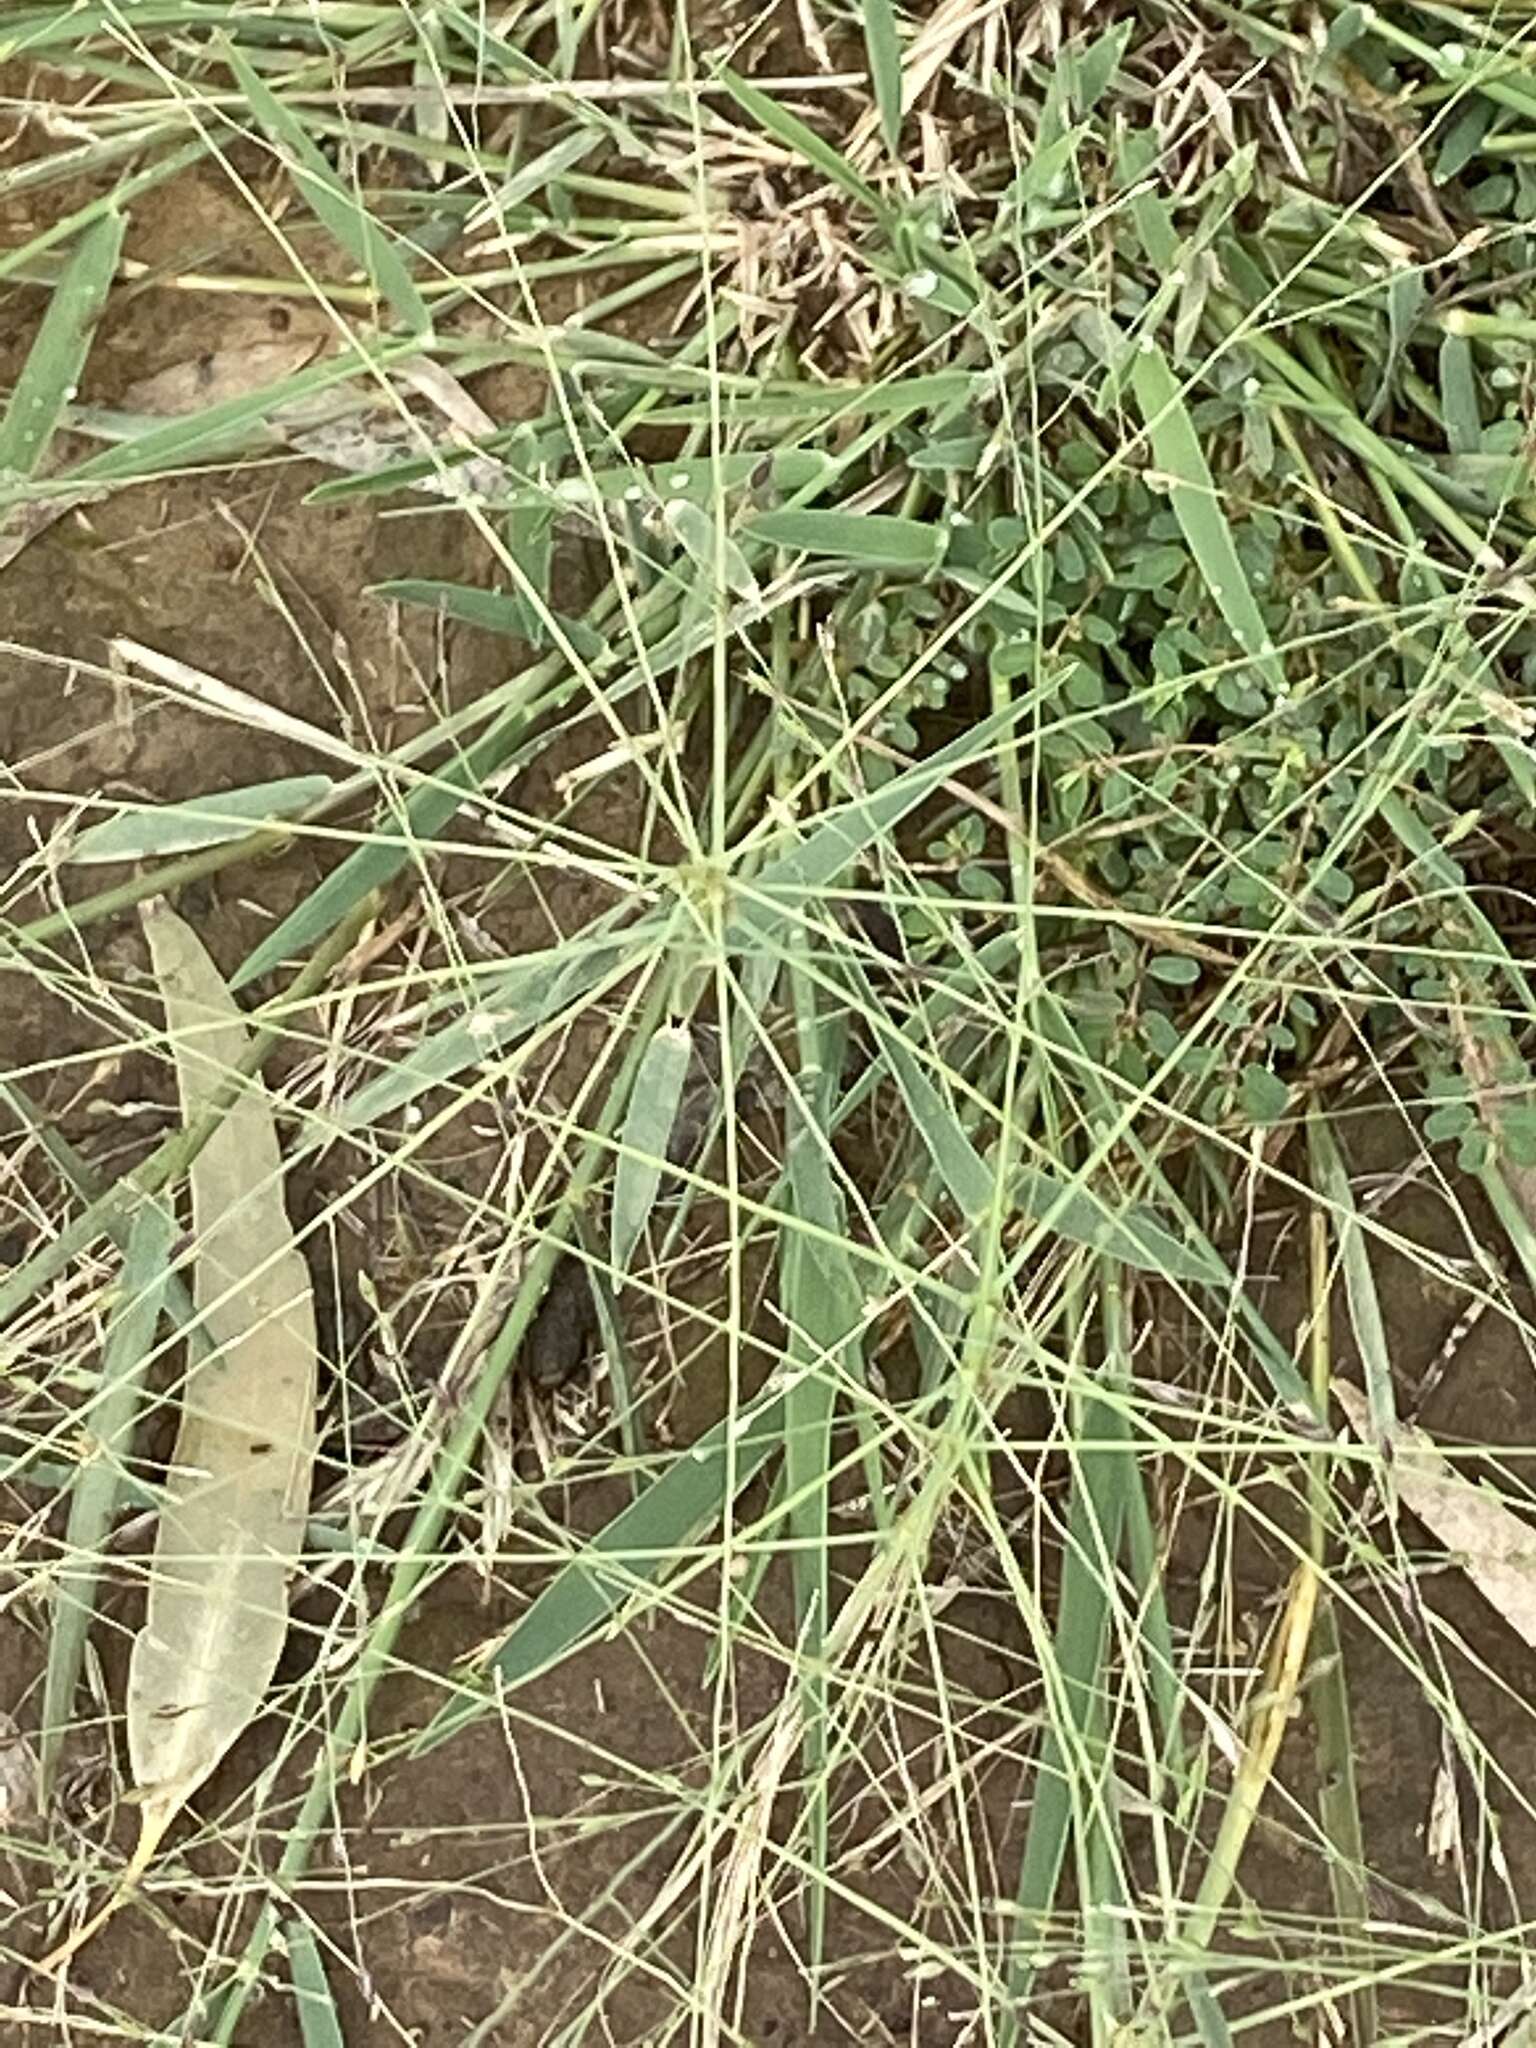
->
745, 508, 944, 570
65, 777, 334, 865
860, 0, 904, 154
665, 499, 759, 599
222, 40, 430, 337
372, 579, 610, 661
779, 954, 860, 1972
1439, 332, 1481, 456
1309, 1111, 1396, 1440
1008, 1354, 1132, 2006
611, 1022, 694, 1280
418, 1385, 788, 1749
0, 207, 124, 481
335, 913, 661, 1133
856, 976, 1218, 1280
1130, 342, 1285, 695
741, 694, 1028, 926
286, 1919, 346, 2048
713, 66, 888, 221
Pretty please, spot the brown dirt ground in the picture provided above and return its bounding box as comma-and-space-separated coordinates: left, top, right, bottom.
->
6, 74, 1536, 2048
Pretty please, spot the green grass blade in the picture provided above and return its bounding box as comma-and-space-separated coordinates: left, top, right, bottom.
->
1305, 1203, 1376, 2047
1438, 332, 1481, 455
418, 1384, 789, 1750
745, 508, 945, 570
334, 912, 662, 1132
610, 1021, 693, 1282
222, 39, 431, 336
1311, 1591, 1374, 2038
64, 776, 335, 865
230, 572, 672, 989
859, 0, 904, 153
39, 1200, 175, 1801
229, 704, 547, 992
1033, 993, 1318, 1419
372, 579, 609, 662
1379, 789, 1536, 1023
1015, 1168, 1217, 1284
1309, 1111, 1396, 1439
870, 1006, 1218, 1281
713, 66, 889, 223
0, 207, 123, 484
1130, 342, 1286, 697
741, 694, 1027, 924
780, 947, 862, 1979
1004, 1270, 1134, 2025
285, 1919, 346, 2048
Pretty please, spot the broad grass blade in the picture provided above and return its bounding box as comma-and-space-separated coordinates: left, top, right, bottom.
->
742, 695, 1026, 924
610, 1022, 693, 1282
1006, 1271, 1134, 2024
859, 0, 904, 153
411, 5, 449, 180
780, 954, 861, 1975
1438, 332, 1481, 455
418, 1384, 788, 1749
0, 207, 123, 482
1309, 1112, 1396, 1440
229, 577, 658, 990
870, 1004, 1217, 1280
286, 1918, 345, 2048
1130, 343, 1286, 697
230, 733, 531, 992
713, 67, 888, 222
223, 41, 430, 336
65, 777, 334, 865
39, 1199, 175, 1802
1380, 792, 1536, 1025
1304, 1208, 1376, 2048
372, 578, 609, 661
335, 912, 660, 1132
745, 508, 944, 570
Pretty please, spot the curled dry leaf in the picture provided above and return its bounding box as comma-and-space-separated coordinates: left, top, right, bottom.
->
1335, 1380, 1536, 1651
41, 901, 316, 1971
